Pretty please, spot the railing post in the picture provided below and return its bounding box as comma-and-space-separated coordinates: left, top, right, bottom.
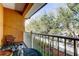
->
44, 36, 46, 55
42, 35, 44, 56
52, 37, 54, 56
42, 35, 45, 56
39, 34, 41, 53
40, 35, 42, 53
30, 31, 33, 48
40, 35, 44, 56
40, 35, 42, 52
64, 39, 66, 56
74, 40, 77, 56
48, 36, 51, 56
49, 37, 52, 56
57, 38, 59, 56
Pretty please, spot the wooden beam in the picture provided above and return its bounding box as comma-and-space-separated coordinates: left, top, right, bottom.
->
21, 3, 29, 14
22, 3, 33, 17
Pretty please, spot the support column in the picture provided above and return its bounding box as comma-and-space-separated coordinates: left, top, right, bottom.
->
0, 4, 3, 47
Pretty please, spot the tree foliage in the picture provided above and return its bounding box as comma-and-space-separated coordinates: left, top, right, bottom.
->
25, 3, 79, 37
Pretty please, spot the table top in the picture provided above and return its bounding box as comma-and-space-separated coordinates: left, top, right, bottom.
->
0, 49, 13, 56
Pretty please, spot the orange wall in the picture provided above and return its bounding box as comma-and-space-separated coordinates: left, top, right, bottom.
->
0, 4, 3, 46
4, 8, 25, 42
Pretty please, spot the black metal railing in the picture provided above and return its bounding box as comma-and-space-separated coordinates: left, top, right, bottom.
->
31, 32, 79, 56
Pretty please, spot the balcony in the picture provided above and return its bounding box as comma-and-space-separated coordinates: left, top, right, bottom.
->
0, 3, 79, 56
0, 32, 79, 56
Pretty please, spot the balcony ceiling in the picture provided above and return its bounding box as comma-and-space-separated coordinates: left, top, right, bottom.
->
24, 3, 46, 18
2, 3, 46, 18
2, 3, 29, 13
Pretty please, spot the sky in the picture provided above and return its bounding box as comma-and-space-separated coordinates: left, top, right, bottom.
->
25, 3, 67, 26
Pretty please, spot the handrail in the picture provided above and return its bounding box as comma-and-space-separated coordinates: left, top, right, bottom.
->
31, 32, 79, 56
32, 33, 79, 41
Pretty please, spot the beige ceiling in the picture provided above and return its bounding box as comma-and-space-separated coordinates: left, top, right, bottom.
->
25, 3, 46, 18
2, 3, 26, 12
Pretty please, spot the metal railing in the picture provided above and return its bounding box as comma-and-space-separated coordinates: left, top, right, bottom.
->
31, 32, 79, 56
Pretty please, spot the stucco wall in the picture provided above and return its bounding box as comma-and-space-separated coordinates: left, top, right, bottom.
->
4, 8, 25, 42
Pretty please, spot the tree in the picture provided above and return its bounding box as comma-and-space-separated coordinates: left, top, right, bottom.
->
25, 3, 79, 37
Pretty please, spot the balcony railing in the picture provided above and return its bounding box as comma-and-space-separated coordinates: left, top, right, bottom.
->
31, 32, 79, 56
